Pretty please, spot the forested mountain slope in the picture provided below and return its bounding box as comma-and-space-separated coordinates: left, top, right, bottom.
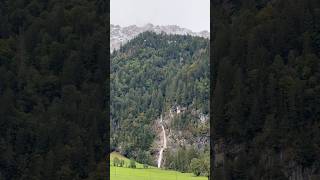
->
212, 0, 320, 179
111, 32, 209, 174
0, 0, 108, 179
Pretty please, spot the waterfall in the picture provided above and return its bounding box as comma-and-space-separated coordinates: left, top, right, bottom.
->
157, 115, 167, 168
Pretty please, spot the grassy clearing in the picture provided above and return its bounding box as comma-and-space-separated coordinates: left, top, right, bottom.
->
110, 152, 208, 180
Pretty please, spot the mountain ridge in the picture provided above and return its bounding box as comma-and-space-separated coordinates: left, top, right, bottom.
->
111, 23, 210, 52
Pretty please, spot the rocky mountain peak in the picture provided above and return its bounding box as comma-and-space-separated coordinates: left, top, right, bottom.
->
110, 23, 210, 52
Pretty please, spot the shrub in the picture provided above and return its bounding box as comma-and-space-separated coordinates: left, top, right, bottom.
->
113, 157, 120, 167
190, 158, 202, 176
143, 164, 148, 169
119, 160, 125, 167
129, 158, 136, 168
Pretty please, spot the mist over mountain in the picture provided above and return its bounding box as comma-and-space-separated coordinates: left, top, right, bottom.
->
111, 23, 210, 51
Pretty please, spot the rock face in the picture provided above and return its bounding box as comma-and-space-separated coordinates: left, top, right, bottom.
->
110, 23, 210, 52
152, 105, 209, 166
165, 106, 209, 151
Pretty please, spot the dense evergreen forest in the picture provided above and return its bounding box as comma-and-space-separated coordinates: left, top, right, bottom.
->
0, 0, 108, 179
212, 0, 320, 179
111, 32, 209, 175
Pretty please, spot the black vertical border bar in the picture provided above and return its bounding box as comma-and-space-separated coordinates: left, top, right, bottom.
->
210, 0, 214, 180
106, 0, 110, 179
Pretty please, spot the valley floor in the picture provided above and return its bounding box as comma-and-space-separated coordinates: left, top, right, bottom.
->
110, 166, 208, 180
110, 152, 208, 180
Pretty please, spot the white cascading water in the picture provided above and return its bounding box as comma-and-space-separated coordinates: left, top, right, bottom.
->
157, 115, 167, 168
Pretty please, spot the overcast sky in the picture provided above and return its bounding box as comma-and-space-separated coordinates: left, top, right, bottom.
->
111, 0, 210, 32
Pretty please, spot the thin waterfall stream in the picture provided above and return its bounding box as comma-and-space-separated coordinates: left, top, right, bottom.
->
157, 115, 167, 168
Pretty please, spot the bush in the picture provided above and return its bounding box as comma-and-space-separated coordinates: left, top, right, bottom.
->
113, 157, 120, 167
143, 164, 148, 169
190, 154, 209, 177
119, 160, 125, 167
129, 158, 136, 168
190, 158, 202, 176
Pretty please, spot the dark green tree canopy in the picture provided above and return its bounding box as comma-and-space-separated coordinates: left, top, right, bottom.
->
212, 0, 320, 179
0, 0, 108, 179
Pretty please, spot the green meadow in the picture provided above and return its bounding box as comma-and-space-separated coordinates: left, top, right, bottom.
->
110, 152, 208, 180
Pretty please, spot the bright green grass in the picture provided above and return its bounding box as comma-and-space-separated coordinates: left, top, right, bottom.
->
110, 152, 208, 180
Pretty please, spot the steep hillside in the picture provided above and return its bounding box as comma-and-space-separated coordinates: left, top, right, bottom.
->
111, 32, 209, 175
110, 151, 146, 168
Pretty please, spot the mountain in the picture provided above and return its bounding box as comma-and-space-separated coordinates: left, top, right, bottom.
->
111, 31, 209, 175
110, 23, 210, 51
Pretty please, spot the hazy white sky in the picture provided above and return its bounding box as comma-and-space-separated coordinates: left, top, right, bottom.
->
111, 0, 210, 32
